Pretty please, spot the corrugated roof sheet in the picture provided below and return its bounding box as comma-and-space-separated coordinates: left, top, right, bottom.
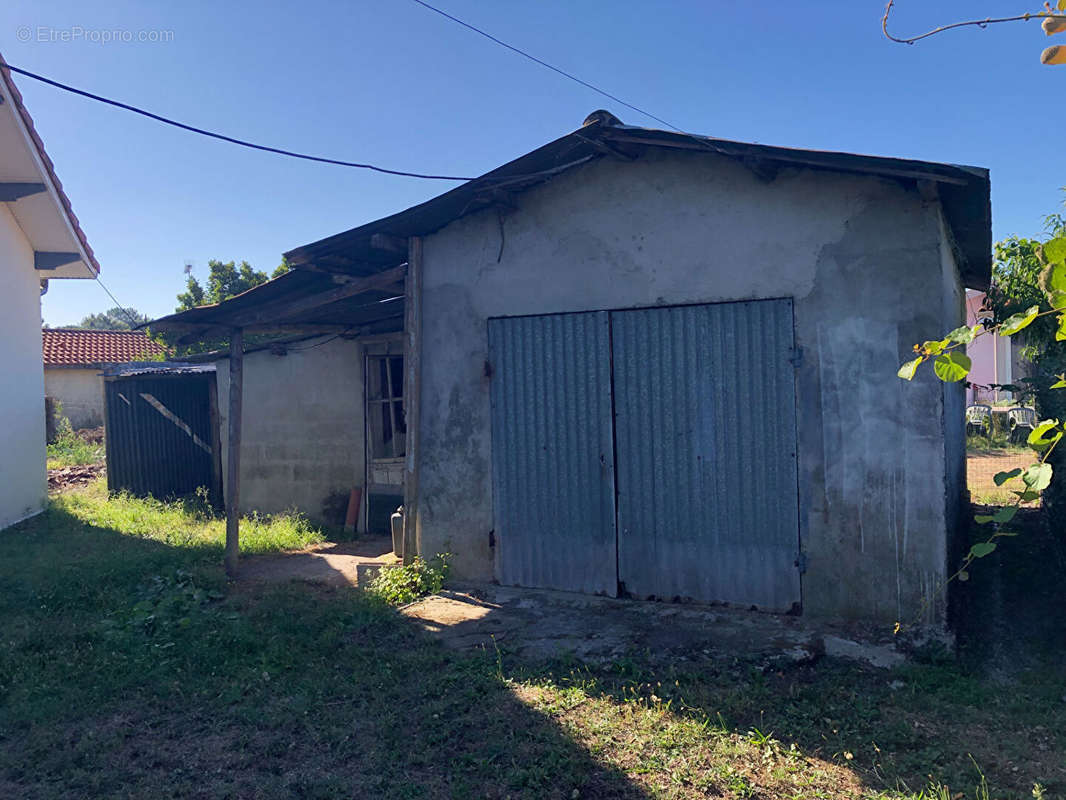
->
43, 329, 168, 366
145, 269, 404, 336
102, 362, 215, 378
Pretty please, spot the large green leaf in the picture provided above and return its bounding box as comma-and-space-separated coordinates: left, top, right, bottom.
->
1041, 261, 1066, 309
999, 305, 1041, 336
1044, 236, 1066, 264
993, 468, 1022, 486
974, 506, 1017, 525
932, 351, 971, 382
921, 339, 946, 356
1057, 313, 1066, 342
944, 324, 980, 345
1028, 419, 1062, 447
969, 542, 997, 559
897, 357, 922, 381
1022, 462, 1054, 492
1051, 373, 1066, 389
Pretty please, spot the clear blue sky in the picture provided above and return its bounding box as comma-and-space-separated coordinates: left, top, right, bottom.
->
1, 1, 1062, 326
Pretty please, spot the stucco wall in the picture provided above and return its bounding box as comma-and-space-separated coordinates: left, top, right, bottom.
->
0, 203, 47, 529
44, 367, 104, 429
215, 336, 365, 522
417, 149, 965, 624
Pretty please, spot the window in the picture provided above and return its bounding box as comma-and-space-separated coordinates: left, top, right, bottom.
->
367, 355, 405, 460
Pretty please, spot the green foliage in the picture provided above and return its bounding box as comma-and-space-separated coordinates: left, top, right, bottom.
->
46, 408, 104, 468
933, 351, 971, 382
897, 203, 1066, 615
161, 257, 292, 355
69, 306, 151, 330
57, 480, 325, 554
366, 554, 450, 605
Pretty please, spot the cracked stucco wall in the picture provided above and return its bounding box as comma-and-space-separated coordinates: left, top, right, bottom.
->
417, 149, 965, 623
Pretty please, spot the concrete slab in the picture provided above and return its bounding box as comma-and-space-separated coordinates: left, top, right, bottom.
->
401, 583, 915, 670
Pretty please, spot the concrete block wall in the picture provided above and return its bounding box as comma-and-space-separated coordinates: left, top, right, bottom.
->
215, 336, 365, 523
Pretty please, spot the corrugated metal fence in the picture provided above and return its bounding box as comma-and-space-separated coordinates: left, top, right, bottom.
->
488, 299, 801, 610
104, 372, 221, 504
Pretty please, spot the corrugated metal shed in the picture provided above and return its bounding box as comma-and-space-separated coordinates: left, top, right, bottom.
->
104, 368, 221, 504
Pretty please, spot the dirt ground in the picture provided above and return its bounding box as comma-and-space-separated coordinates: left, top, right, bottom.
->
47, 463, 105, 492
237, 535, 398, 585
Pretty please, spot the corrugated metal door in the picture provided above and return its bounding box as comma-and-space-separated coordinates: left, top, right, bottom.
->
488, 312, 618, 595
105, 374, 220, 503
611, 300, 801, 610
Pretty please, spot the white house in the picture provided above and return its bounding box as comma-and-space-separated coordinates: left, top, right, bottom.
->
0, 57, 99, 529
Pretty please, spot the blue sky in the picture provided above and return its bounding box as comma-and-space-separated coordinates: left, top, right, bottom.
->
1, 1, 1062, 326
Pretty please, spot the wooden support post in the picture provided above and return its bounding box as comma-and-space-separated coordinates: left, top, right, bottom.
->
225, 328, 244, 577
403, 237, 423, 566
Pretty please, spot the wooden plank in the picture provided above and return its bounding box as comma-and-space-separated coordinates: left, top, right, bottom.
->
603, 133, 972, 186
207, 373, 224, 510
402, 237, 423, 566
225, 329, 244, 577
384, 356, 400, 457
370, 233, 408, 255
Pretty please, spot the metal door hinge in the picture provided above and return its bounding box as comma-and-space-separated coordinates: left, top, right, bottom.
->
789, 347, 804, 368
795, 551, 808, 574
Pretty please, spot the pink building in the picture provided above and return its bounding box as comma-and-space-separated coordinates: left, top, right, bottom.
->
965, 289, 1027, 404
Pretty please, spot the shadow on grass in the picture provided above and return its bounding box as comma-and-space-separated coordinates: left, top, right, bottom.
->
6, 496, 1065, 799
0, 503, 647, 800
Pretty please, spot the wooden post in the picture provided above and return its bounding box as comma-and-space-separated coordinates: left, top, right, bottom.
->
403, 237, 423, 566
225, 328, 244, 577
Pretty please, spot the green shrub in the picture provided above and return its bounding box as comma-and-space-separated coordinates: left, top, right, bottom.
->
366, 553, 450, 605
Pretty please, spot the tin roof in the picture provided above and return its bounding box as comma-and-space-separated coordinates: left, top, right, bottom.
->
43, 329, 168, 366
284, 113, 992, 289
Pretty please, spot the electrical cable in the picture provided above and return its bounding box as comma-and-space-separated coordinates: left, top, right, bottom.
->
2, 62, 476, 181
409, 0, 683, 132
92, 273, 144, 330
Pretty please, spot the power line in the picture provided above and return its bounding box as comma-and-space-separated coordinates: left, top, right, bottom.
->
409, 0, 682, 132
3, 62, 475, 181
92, 273, 144, 329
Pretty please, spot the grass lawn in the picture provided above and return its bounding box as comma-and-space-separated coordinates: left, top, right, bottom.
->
1, 481, 1064, 799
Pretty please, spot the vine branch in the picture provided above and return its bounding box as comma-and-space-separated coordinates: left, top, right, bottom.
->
882, 0, 1064, 45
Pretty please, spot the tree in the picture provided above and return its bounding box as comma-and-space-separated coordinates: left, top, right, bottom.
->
175, 258, 290, 312
897, 220, 1066, 613
67, 306, 150, 330
162, 258, 291, 355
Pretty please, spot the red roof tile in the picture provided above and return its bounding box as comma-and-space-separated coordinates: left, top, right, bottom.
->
42, 329, 167, 366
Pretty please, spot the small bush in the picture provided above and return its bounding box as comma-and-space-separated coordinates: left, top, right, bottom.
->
366, 553, 449, 605
46, 424, 105, 468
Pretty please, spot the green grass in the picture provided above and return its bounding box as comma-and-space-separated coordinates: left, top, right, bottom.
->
45, 431, 105, 469
0, 481, 1062, 799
